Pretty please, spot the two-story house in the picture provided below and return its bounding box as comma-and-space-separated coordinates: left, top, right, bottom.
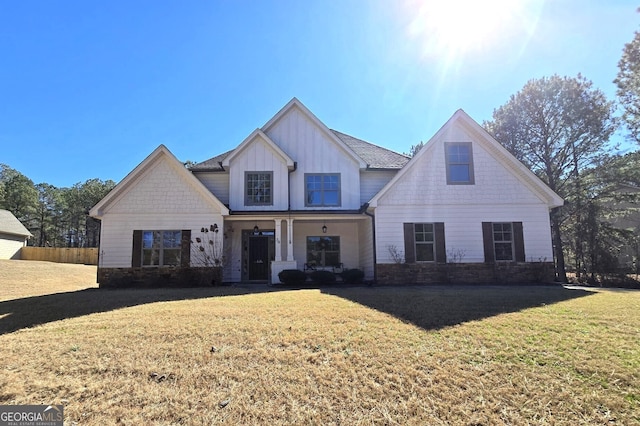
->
89, 98, 562, 287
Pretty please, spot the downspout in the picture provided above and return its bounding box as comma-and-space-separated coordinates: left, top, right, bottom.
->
288, 162, 297, 211
361, 202, 377, 285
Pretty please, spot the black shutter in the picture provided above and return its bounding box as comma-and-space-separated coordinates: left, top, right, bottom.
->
482, 222, 495, 263
435, 222, 446, 263
513, 222, 525, 262
132, 230, 142, 267
403, 223, 415, 263
181, 230, 191, 267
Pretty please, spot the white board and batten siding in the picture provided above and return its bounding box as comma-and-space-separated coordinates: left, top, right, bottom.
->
227, 136, 290, 211
265, 106, 363, 210
374, 121, 555, 264
98, 156, 225, 268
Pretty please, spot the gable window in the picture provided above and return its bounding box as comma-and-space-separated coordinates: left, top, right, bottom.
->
307, 236, 340, 267
305, 174, 341, 207
445, 142, 474, 184
403, 223, 446, 263
482, 222, 525, 263
245, 172, 272, 206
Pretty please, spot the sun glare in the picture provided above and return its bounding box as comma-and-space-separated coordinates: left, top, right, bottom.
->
406, 0, 541, 59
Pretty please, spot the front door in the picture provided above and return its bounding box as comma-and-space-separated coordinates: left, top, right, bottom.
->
249, 236, 269, 280
242, 230, 275, 281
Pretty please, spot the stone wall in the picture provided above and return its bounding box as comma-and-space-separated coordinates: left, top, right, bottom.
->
376, 262, 555, 285
97, 266, 223, 289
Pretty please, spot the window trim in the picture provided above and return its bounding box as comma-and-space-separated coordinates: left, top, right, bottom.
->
245, 171, 273, 206
445, 142, 475, 185
304, 173, 341, 207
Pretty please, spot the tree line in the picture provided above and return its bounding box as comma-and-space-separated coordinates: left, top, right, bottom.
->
0, 164, 115, 248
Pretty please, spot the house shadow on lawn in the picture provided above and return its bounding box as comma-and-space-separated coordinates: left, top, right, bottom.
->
0, 283, 595, 335
0, 286, 275, 335
322, 284, 595, 331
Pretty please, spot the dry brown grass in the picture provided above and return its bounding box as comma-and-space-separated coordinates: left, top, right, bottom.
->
0, 262, 638, 425
0, 259, 97, 301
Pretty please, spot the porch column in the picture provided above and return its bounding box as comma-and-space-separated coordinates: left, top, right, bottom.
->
274, 219, 282, 261
286, 218, 294, 261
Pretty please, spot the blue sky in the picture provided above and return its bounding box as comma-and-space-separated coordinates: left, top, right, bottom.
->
1, 0, 639, 187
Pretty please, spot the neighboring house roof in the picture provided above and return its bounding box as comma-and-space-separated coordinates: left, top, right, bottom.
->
368, 109, 564, 209
0, 209, 32, 238
89, 145, 230, 218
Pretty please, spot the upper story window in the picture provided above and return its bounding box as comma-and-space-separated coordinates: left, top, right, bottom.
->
142, 230, 182, 266
445, 142, 474, 184
245, 172, 273, 206
305, 173, 341, 207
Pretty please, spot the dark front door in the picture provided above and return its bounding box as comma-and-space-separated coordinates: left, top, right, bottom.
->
248, 236, 269, 280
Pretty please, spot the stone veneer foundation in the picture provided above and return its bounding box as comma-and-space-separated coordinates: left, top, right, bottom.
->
376, 262, 555, 285
97, 267, 223, 288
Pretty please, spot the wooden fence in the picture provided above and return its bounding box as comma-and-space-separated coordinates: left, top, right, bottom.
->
20, 247, 99, 265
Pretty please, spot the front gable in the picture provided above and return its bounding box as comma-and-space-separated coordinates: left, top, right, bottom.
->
369, 110, 563, 209
262, 98, 365, 210
224, 129, 293, 211
262, 98, 367, 169
90, 145, 229, 218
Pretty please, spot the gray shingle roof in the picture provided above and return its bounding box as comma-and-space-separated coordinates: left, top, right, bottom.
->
330, 130, 409, 169
189, 150, 234, 171
0, 209, 32, 237
190, 131, 409, 171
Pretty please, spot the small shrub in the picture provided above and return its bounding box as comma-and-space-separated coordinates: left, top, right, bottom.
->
341, 268, 364, 284
310, 270, 336, 284
278, 269, 307, 285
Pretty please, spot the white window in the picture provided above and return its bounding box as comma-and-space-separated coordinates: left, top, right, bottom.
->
493, 223, 514, 261
414, 223, 435, 262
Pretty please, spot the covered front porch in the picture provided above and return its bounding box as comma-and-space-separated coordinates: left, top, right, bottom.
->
221, 213, 373, 284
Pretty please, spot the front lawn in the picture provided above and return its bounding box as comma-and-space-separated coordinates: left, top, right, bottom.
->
0, 263, 638, 424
